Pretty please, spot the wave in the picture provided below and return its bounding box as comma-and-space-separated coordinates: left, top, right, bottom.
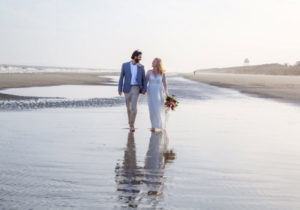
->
0, 97, 125, 111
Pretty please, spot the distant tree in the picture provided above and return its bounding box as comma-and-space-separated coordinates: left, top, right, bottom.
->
244, 58, 249, 65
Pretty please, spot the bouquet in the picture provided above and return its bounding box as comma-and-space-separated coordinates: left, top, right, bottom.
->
165, 95, 179, 110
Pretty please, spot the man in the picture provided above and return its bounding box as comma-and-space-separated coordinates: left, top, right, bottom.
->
118, 50, 147, 132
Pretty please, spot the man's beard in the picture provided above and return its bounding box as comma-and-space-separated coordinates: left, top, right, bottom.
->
134, 58, 140, 63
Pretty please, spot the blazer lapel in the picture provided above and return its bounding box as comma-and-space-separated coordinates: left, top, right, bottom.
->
136, 64, 141, 79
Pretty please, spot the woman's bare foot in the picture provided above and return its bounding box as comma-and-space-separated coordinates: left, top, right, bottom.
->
130, 126, 135, 132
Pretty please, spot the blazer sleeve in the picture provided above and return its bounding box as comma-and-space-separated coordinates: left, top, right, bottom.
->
118, 63, 125, 92
142, 66, 147, 91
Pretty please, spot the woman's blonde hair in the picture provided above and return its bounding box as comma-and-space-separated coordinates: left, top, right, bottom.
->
155, 58, 166, 75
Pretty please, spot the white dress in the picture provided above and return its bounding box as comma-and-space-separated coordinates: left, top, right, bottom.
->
147, 70, 168, 129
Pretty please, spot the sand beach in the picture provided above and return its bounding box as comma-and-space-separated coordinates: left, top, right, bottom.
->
1, 74, 300, 209
0, 72, 118, 100
182, 64, 300, 104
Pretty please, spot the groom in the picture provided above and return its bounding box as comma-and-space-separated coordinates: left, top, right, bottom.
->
118, 50, 147, 132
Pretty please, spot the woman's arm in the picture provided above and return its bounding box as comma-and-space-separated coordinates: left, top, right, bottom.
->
146, 70, 150, 84
162, 73, 168, 96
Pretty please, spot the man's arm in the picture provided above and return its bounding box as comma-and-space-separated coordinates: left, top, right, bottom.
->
146, 70, 150, 83
118, 64, 125, 95
141, 66, 147, 93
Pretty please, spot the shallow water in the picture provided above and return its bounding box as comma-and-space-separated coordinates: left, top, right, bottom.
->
1, 77, 300, 209
0, 85, 119, 99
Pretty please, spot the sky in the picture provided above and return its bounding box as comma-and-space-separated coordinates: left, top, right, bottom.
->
0, 0, 299, 72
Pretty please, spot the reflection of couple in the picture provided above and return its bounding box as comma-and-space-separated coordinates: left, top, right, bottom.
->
118, 50, 168, 132
115, 131, 175, 209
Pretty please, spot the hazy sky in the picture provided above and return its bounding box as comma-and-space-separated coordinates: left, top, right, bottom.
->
0, 0, 299, 72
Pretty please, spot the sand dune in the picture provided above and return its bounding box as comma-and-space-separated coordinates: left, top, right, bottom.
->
196, 63, 300, 75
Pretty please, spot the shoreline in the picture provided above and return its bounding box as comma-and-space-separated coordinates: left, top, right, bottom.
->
0, 72, 119, 100
2, 71, 300, 105
181, 72, 300, 104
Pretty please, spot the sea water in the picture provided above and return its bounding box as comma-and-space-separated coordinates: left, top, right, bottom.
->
1, 77, 300, 209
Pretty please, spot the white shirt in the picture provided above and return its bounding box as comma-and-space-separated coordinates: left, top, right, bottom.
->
130, 61, 138, 85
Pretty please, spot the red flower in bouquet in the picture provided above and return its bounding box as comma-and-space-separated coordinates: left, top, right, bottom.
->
164, 95, 179, 111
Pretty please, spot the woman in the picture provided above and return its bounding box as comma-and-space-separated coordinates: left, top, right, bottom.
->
146, 58, 168, 132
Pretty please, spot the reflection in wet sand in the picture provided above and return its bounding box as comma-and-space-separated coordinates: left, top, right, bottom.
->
115, 131, 175, 209
115, 132, 142, 208
144, 131, 169, 195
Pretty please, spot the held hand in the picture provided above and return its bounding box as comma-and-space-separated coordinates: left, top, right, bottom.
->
119, 91, 122, 96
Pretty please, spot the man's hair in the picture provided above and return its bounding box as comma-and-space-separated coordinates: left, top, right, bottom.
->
131, 50, 142, 59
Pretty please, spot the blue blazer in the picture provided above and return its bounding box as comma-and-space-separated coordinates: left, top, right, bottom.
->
118, 61, 147, 93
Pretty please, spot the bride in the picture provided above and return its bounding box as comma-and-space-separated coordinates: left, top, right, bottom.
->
146, 58, 168, 132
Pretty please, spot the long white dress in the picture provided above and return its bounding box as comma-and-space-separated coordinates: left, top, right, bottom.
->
147, 70, 168, 129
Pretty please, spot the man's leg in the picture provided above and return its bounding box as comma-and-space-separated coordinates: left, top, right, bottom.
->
124, 89, 132, 126
130, 86, 140, 128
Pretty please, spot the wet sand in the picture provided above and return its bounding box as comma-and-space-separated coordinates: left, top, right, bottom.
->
0, 72, 118, 100
1, 77, 300, 209
182, 72, 300, 104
